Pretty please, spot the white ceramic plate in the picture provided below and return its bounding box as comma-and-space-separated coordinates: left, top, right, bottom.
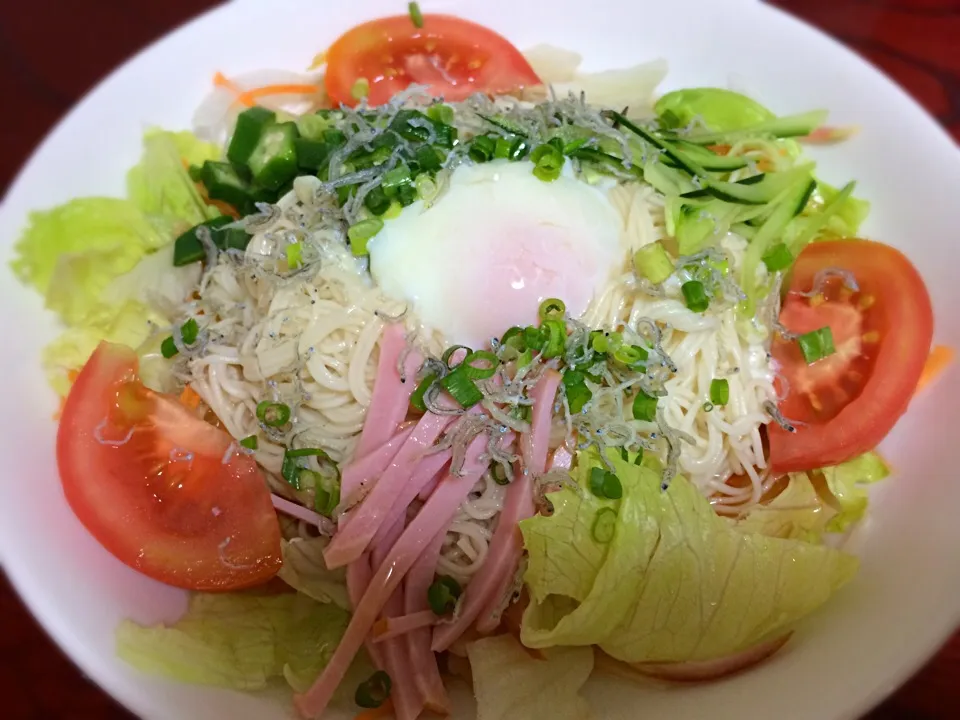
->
1, 1, 959, 718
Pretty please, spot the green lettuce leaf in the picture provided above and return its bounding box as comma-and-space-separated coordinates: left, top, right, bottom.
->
277, 537, 351, 610
818, 180, 870, 237
822, 452, 890, 533
732, 474, 832, 542
11, 198, 166, 324
467, 634, 595, 720
655, 88, 775, 132
127, 129, 221, 233
520, 450, 858, 663
116, 592, 349, 692
11, 130, 221, 393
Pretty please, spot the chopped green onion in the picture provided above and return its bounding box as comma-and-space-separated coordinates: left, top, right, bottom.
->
632, 391, 658, 422
427, 103, 454, 125
592, 507, 617, 544
347, 218, 384, 256
702, 401, 715, 413
500, 326, 525, 349
181, 318, 199, 345
461, 350, 499, 380
494, 136, 514, 159
469, 135, 497, 163
709, 378, 730, 406
381, 165, 412, 196
508, 137, 530, 161
160, 336, 178, 359
762, 242, 793, 272
440, 369, 484, 408
414, 145, 443, 173
427, 575, 462, 615
408, 1, 424, 27
531, 144, 564, 182
257, 401, 291, 427
285, 242, 303, 269
523, 325, 546, 352
364, 186, 391, 216
410, 373, 437, 413
613, 344, 648, 369
281, 447, 336, 491
516, 348, 533, 369
681, 280, 709, 313
540, 319, 567, 359
441, 344, 472, 367
355, 670, 392, 709
538, 297, 566, 321
492, 462, 512, 485
239, 435, 258, 450
797, 326, 835, 364
589, 467, 623, 500
562, 370, 593, 413
590, 331, 622, 354
633, 241, 674, 284
414, 173, 439, 203
350, 77, 369, 101
633, 447, 644, 465
383, 200, 403, 219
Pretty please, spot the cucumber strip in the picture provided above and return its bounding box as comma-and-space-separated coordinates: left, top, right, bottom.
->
740, 177, 818, 314
697, 164, 814, 205
671, 139, 749, 171
604, 110, 710, 179
476, 112, 528, 137
644, 161, 697, 196
786, 180, 857, 255
680, 110, 828, 146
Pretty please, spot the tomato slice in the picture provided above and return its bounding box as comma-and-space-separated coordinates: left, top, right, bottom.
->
57, 342, 282, 591
768, 240, 933, 474
324, 14, 541, 106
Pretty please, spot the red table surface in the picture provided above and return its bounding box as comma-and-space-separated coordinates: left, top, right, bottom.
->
0, 1, 957, 718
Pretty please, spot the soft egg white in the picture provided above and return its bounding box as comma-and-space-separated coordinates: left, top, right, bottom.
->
368, 160, 623, 348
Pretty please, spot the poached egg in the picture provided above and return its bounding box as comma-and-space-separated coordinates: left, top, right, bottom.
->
368, 160, 623, 348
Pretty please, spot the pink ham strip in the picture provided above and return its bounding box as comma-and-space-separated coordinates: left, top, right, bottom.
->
418, 473, 441, 500
371, 610, 438, 642
372, 516, 424, 720
340, 426, 413, 502
403, 529, 450, 714
324, 411, 454, 569
294, 432, 512, 719
346, 556, 384, 669
355, 323, 422, 458
432, 370, 561, 649
369, 450, 451, 549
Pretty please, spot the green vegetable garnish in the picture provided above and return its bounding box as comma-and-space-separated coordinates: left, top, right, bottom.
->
681, 280, 709, 313
239, 435, 258, 450
408, 1, 424, 28
440, 369, 484, 408
591, 508, 617, 544
531, 144, 564, 182
410, 372, 437, 413
562, 370, 593, 414
257, 401, 291, 428
797, 326, 835, 364
427, 575, 462, 615
632, 391, 658, 422
538, 297, 566, 321
761, 242, 793, 272
347, 218, 384, 256
633, 241, 674, 285
355, 670, 392, 709
589, 468, 623, 500
709, 378, 730, 407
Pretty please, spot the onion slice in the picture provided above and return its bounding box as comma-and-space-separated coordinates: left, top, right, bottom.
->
626, 633, 792, 682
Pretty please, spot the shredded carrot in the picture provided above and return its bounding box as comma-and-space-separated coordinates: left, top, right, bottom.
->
213, 71, 319, 108
236, 83, 320, 106
353, 699, 394, 720
213, 71, 253, 106
179, 385, 203, 410
916, 345, 955, 394
706, 144, 731, 156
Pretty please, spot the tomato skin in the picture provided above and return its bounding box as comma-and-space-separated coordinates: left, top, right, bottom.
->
324, 14, 541, 106
57, 342, 282, 591
768, 240, 933, 474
